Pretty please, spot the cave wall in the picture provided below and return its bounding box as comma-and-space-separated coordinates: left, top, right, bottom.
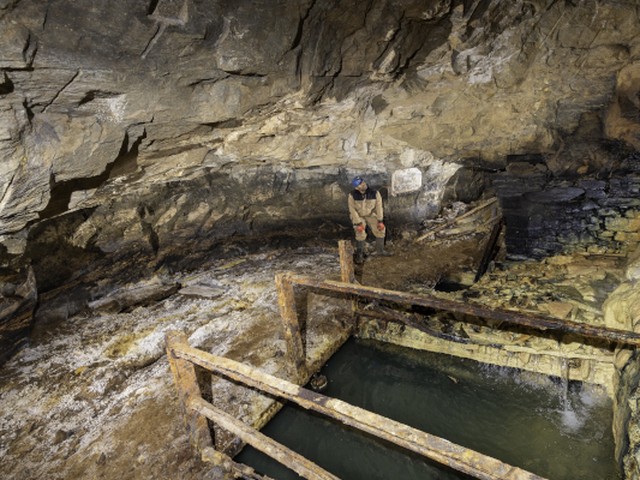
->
493, 159, 640, 259
1, 0, 640, 265
2, 0, 640, 361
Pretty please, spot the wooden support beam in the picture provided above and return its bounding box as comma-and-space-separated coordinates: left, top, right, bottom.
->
287, 274, 640, 348
172, 341, 545, 480
165, 331, 213, 453
274, 272, 307, 382
191, 397, 339, 480
338, 240, 358, 331
338, 240, 355, 284
474, 218, 503, 282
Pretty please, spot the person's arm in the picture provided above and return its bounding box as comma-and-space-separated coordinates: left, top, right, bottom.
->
348, 193, 364, 226
375, 191, 384, 222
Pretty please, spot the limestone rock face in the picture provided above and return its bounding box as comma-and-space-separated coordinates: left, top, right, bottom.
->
1, 0, 640, 359
603, 282, 640, 332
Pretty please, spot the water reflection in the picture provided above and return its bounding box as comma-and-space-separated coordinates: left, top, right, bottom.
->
237, 339, 619, 480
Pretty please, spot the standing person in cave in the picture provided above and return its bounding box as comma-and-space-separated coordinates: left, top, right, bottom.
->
348, 176, 391, 263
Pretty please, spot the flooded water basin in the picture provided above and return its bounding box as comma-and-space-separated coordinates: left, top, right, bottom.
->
237, 338, 619, 480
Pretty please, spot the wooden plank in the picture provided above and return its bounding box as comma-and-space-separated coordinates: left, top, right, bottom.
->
355, 305, 472, 344
338, 240, 357, 331
165, 331, 213, 452
287, 274, 640, 348
172, 341, 546, 480
474, 218, 503, 282
338, 240, 355, 284
415, 197, 498, 243
192, 397, 339, 480
274, 272, 307, 382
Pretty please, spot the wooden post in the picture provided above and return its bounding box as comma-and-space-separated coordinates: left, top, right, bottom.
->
338, 240, 355, 283
474, 218, 503, 282
173, 342, 545, 480
165, 331, 213, 453
274, 272, 307, 382
338, 240, 358, 331
192, 397, 339, 480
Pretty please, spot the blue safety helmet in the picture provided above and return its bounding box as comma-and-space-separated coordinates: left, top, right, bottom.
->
351, 176, 364, 188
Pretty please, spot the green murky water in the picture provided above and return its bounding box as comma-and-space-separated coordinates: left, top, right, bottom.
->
237, 339, 619, 480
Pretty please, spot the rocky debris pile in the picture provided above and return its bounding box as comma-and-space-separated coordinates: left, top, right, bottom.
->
461, 253, 626, 324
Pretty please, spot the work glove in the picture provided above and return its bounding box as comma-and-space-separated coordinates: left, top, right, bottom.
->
377, 221, 385, 231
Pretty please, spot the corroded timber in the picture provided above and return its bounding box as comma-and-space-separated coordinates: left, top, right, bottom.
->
475, 218, 503, 282
338, 240, 355, 284
192, 397, 340, 480
286, 273, 640, 347
172, 339, 546, 480
165, 332, 213, 453
274, 273, 307, 382
338, 239, 357, 331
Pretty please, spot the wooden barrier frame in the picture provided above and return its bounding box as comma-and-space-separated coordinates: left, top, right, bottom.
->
166, 331, 545, 480
274, 240, 356, 383
167, 238, 640, 480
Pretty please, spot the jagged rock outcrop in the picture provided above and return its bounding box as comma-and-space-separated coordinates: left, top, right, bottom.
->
1, 0, 640, 361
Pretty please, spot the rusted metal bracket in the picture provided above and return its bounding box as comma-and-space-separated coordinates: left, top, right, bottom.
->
285, 273, 640, 347
168, 334, 545, 480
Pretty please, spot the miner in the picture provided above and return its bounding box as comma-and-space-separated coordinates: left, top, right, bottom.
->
348, 176, 391, 263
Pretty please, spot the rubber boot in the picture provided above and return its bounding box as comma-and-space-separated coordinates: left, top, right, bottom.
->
355, 240, 365, 264
375, 237, 392, 256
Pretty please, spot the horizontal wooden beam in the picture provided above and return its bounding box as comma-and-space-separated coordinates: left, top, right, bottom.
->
189, 396, 339, 480
285, 273, 640, 348
172, 341, 545, 480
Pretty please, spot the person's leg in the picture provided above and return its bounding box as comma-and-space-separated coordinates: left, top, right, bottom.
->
367, 217, 390, 255
355, 240, 365, 263
354, 223, 367, 264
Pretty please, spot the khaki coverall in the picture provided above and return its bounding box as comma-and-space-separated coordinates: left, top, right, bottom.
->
348, 188, 386, 241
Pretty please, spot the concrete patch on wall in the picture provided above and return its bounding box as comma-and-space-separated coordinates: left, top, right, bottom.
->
391, 167, 422, 196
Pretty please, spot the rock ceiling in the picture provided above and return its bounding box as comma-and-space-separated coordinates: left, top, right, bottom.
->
1, 0, 640, 278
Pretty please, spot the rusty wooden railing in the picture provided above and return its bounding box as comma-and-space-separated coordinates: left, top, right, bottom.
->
168, 237, 640, 479
167, 238, 640, 479
166, 330, 546, 480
